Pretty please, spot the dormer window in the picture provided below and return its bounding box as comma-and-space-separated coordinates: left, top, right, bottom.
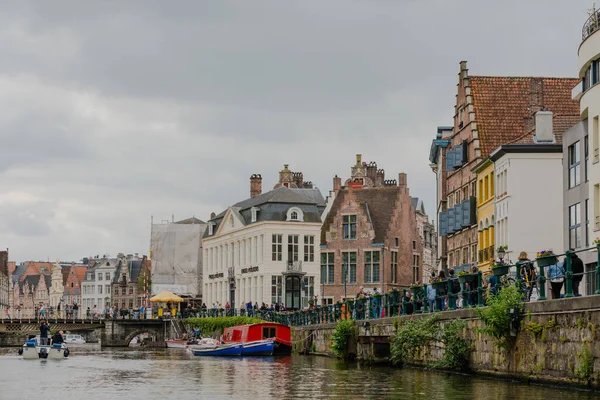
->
286, 207, 304, 222
251, 207, 259, 223
208, 222, 215, 235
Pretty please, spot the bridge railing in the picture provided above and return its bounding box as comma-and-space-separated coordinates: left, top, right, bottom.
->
181, 245, 600, 327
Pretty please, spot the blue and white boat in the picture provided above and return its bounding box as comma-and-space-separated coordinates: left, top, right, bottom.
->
191, 343, 243, 357
241, 340, 275, 356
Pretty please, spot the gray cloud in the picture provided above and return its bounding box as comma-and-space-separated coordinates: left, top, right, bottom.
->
0, 0, 592, 261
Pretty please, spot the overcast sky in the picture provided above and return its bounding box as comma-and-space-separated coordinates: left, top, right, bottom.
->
0, 0, 593, 262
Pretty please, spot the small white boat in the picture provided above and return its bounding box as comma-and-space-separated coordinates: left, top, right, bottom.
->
185, 338, 219, 351
19, 338, 70, 359
64, 334, 86, 344
166, 339, 190, 349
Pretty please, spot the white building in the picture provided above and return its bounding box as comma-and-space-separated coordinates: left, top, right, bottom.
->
81, 258, 118, 312
203, 169, 326, 310
490, 112, 565, 263
150, 217, 206, 298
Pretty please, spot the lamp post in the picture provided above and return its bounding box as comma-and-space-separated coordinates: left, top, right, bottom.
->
498, 247, 506, 262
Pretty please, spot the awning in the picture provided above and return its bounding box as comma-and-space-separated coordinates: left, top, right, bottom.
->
149, 290, 184, 303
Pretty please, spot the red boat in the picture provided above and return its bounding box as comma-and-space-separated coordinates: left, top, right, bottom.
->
221, 322, 292, 355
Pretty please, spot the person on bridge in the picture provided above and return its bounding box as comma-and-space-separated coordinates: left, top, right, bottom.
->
51, 330, 64, 345
40, 321, 50, 345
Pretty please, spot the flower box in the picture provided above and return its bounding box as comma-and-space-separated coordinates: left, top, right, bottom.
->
492, 265, 509, 276
537, 255, 558, 268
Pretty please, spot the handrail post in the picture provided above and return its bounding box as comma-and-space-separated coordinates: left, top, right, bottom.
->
596, 244, 600, 295
537, 259, 547, 301
448, 278, 456, 310
422, 285, 429, 313
402, 289, 407, 315
565, 250, 574, 298
477, 271, 484, 307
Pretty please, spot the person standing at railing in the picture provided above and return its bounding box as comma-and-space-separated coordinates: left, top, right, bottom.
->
427, 271, 437, 311
571, 251, 584, 296
548, 259, 565, 299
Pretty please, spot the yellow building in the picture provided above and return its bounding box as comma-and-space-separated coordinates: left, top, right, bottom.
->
473, 159, 495, 272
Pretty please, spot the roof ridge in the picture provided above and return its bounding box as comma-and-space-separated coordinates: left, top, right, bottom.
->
470, 75, 579, 80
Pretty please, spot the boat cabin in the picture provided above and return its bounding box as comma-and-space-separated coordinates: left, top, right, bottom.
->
222, 323, 291, 346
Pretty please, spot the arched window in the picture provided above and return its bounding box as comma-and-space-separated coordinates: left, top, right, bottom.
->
290, 211, 298, 220
286, 207, 304, 222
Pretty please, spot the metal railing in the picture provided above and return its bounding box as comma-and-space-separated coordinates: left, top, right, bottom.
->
583, 9, 600, 41
180, 245, 600, 327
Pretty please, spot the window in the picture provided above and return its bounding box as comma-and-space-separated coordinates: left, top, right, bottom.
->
569, 203, 582, 249
342, 215, 357, 240
128, 300, 134, 309
303, 236, 315, 262
412, 240, 416, 250
271, 276, 282, 305
568, 141, 581, 188
585, 135, 589, 182
287, 235, 299, 262
364, 251, 380, 283
586, 199, 590, 247
129, 287, 134, 295
121, 287, 126, 295
105, 272, 110, 280
291, 211, 298, 220
97, 274, 102, 281
106, 285, 110, 295
394, 237, 399, 248
208, 223, 214, 235
272, 235, 282, 261
286, 207, 303, 222
251, 207, 259, 223
342, 252, 357, 283
321, 253, 335, 284
263, 327, 277, 339
413, 255, 420, 283
391, 251, 398, 283
98, 285, 102, 294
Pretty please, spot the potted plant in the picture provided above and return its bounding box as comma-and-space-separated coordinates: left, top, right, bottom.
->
409, 283, 424, 296
536, 250, 557, 268
458, 270, 474, 284
491, 260, 510, 276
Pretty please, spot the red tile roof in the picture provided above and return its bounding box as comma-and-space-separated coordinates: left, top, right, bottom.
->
470, 76, 580, 156
507, 114, 581, 145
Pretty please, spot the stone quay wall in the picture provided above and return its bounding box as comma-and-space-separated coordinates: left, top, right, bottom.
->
292, 296, 600, 388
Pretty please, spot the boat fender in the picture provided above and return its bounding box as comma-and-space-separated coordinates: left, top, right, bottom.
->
17, 348, 23, 355
40, 348, 48, 359
64, 349, 69, 358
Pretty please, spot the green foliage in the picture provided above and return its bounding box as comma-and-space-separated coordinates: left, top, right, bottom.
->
476, 285, 524, 349
559, 336, 567, 343
331, 320, 356, 359
390, 315, 470, 370
577, 318, 584, 329
183, 317, 264, 336
525, 321, 543, 338
311, 342, 316, 353
575, 345, 594, 382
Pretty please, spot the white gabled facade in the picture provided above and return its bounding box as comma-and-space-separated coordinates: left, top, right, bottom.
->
202, 210, 321, 310
81, 258, 118, 311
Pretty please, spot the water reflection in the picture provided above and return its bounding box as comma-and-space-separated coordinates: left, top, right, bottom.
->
0, 347, 598, 400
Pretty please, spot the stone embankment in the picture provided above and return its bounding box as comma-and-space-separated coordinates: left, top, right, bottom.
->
292, 296, 600, 388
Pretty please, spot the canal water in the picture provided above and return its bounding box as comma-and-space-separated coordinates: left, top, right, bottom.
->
1, 347, 598, 399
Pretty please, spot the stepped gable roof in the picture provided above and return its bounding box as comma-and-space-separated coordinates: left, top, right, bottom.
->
61, 266, 71, 286
11, 264, 28, 283
175, 217, 206, 224
112, 259, 145, 283
19, 274, 52, 295
320, 187, 401, 244
469, 76, 579, 156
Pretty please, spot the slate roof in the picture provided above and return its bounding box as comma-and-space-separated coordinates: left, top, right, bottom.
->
11, 264, 28, 283
469, 76, 580, 156
321, 187, 402, 244
206, 187, 325, 238
18, 274, 51, 295
112, 259, 145, 284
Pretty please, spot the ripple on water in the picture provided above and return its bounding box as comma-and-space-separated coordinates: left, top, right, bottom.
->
1, 347, 599, 400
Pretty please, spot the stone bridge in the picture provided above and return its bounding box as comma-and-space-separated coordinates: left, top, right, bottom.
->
0, 319, 179, 347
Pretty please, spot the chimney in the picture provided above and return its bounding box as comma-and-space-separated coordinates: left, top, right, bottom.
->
210, 212, 216, 219
398, 173, 408, 194
356, 154, 362, 165
333, 175, 342, 192
250, 174, 262, 198
535, 111, 553, 142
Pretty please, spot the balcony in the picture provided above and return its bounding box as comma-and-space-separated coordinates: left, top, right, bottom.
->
284, 260, 306, 277
583, 10, 600, 41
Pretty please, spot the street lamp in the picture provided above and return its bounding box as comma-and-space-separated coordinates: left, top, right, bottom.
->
498, 246, 506, 262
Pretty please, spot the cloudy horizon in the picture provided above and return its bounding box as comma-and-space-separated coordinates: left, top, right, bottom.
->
0, 0, 593, 262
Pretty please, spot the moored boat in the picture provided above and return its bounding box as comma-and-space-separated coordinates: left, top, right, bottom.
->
166, 339, 188, 349
241, 339, 275, 356
191, 343, 242, 357
221, 323, 292, 355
